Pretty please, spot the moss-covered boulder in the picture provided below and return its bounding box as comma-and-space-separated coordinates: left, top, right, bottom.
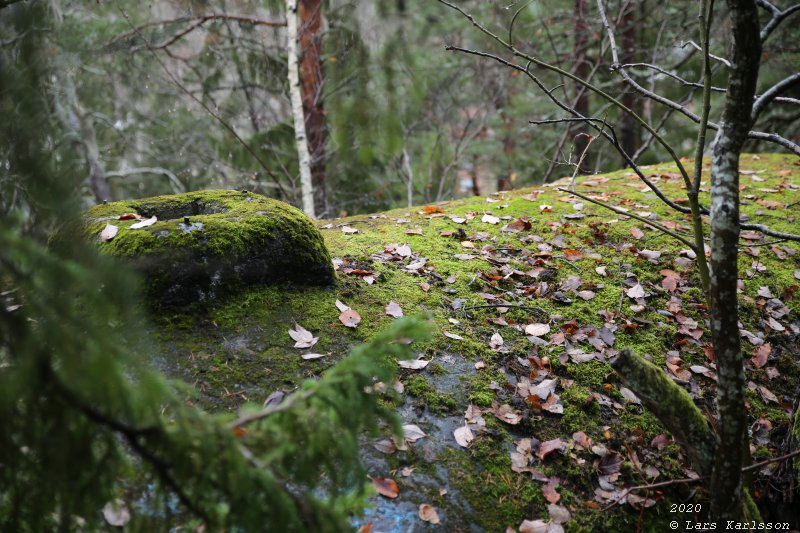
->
82, 190, 334, 307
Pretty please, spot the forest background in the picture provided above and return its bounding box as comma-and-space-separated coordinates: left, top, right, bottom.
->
3, 0, 797, 219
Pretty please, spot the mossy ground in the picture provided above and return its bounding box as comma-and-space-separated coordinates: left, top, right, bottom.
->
150, 154, 799, 531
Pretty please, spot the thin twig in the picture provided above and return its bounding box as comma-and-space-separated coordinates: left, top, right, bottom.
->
557, 187, 697, 249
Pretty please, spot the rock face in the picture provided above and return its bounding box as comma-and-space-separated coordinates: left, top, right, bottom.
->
84, 190, 334, 307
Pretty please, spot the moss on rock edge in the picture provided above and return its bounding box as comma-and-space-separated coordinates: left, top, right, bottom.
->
82, 190, 334, 307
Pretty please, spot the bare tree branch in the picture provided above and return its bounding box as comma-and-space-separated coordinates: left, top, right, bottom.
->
752, 72, 800, 120
756, 0, 800, 42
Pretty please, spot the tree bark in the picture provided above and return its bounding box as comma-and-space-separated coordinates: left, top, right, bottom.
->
571, 0, 591, 164
708, 0, 761, 522
286, 0, 316, 218
299, 0, 327, 216
617, 1, 640, 162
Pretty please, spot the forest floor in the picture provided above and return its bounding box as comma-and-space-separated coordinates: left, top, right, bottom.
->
155, 153, 800, 532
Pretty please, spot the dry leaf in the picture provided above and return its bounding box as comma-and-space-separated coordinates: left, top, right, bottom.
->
630, 227, 644, 240
301, 352, 326, 360
99, 224, 118, 242
403, 424, 427, 442
542, 480, 561, 504
482, 214, 500, 224
419, 504, 441, 524
751, 343, 771, 369
626, 283, 646, 299
525, 323, 551, 337
385, 301, 404, 318
444, 331, 464, 340
289, 324, 318, 348
454, 424, 474, 448
371, 476, 399, 498
341, 226, 359, 234
130, 215, 157, 229
398, 358, 430, 370
339, 308, 361, 328
335, 299, 350, 312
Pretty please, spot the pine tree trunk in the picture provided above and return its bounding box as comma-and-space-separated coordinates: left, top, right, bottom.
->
617, 1, 639, 162
299, 0, 327, 216
571, 0, 591, 164
708, 0, 761, 522
286, 0, 316, 218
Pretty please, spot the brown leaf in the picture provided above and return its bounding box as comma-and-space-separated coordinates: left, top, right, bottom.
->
385, 301, 404, 318
751, 343, 771, 369
371, 476, 399, 498
599, 452, 623, 474
630, 227, 644, 240
419, 281, 430, 292
419, 504, 440, 524
421, 205, 445, 214
537, 438, 566, 460
542, 480, 561, 504
339, 309, 361, 328
99, 224, 119, 242
564, 249, 583, 261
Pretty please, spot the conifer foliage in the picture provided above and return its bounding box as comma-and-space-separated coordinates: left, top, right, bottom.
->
0, 4, 428, 530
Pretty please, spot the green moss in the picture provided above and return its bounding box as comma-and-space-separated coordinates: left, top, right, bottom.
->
404, 375, 458, 415
81, 190, 334, 307
133, 154, 799, 529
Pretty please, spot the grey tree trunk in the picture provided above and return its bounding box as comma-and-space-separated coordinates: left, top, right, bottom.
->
708, 0, 761, 522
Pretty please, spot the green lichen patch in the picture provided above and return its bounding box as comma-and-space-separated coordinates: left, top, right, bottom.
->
81, 190, 334, 307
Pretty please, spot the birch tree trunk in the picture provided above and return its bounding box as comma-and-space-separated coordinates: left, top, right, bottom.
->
708, 0, 761, 522
286, 0, 316, 218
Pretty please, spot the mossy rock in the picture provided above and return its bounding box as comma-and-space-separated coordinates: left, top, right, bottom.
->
82, 190, 334, 307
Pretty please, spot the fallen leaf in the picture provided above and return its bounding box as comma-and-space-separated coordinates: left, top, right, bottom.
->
419, 504, 440, 524
758, 385, 779, 403
398, 358, 430, 370
519, 519, 549, 533
373, 439, 397, 454
538, 438, 566, 460
419, 281, 431, 292
371, 476, 399, 498
454, 424, 474, 448
130, 215, 157, 229
542, 480, 561, 504
289, 323, 319, 348
339, 308, 361, 328
403, 424, 427, 442
444, 331, 464, 340
482, 214, 500, 224
99, 224, 118, 242
341, 226, 359, 234
301, 352, 326, 360
626, 283, 646, 299
525, 323, 551, 337
489, 332, 504, 350
335, 299, 350, 312
751, 343, 771, 369
385, 301, 404, 318
630, 227, 644, 240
